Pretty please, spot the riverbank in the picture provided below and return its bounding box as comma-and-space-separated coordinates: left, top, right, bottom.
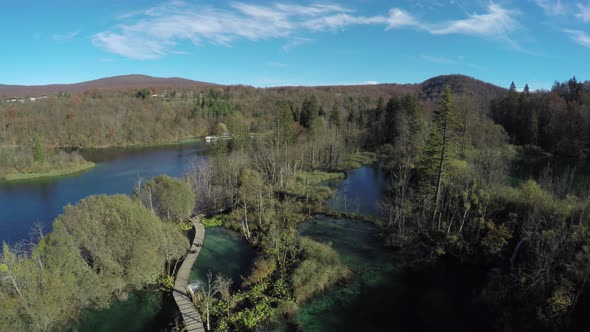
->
76, 137, 205, 150
0, 161, 95, 182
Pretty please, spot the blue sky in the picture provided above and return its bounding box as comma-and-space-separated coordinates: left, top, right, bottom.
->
2, 0, 590, 90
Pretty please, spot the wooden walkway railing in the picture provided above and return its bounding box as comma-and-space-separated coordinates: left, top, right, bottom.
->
173, 218, 206, 332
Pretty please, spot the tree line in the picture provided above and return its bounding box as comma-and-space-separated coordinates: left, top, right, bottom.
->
491, 77, 590, 158
380, 82, 590, 331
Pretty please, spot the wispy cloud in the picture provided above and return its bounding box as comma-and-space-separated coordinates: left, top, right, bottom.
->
53, 31, 79, 42
575, 3, 590, 22
420, 55, 457, 64
301, 8, 418, 31
428, 4, 518, 36
282, 37, 312, 52
564, 29, 590, 47
533, 0, 567, 16
93, 1, 520, 60
418, 54, 485, 70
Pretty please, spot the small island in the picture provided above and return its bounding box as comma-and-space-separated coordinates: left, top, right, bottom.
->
0, 135, 94, 181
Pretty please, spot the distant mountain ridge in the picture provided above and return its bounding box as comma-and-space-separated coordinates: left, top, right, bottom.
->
0, 75, 217, 98
0, 74, 507, 99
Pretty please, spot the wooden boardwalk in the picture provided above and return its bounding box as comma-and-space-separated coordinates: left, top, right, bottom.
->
173, 218, 206, 332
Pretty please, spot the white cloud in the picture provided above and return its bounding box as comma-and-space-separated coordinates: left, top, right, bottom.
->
428, 4, 518, 36
564, 29, 590, 47
52, 31, 79, 42
385, 8, 419, 29
93, 1, 520, 60
274, 3, 353, 16
575, 3, 590, 22
301, 8, 417, 31
533, 0, 567, 16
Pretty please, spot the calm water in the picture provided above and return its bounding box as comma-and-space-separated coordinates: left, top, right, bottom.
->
325, 164, 385, 216
189, 227, 255, 289
74, 227, 254, 332
71, 292, 177, 332
0, 141, 208, 244
298, 216, 492, 332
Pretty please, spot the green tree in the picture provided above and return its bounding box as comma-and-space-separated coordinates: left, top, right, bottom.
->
300, 96, 319, 129
528, 110, 539, 146
384, 96, 400, 143
402, 95, 423, 144
328, 103, 341, 128
274, 101, 295, 146
417, 86, 457, 226
45, 194, 184, 322
33, 134, 44, 163
375, 96, 386, 123
139, 175, 196, 222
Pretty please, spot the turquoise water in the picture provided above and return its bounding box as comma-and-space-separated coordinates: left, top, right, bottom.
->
71, 292, 177, 332
189, 227, 255, 289
298, 216, 492, 332
297, 216, 398, 331
75, 227, 254, 331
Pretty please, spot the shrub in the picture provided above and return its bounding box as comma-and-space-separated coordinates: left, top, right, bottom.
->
291, 237, 349, 303
140, 175, 196, 222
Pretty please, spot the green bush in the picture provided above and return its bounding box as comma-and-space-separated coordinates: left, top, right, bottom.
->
291, 237, 349, 303
202, 216, 224, 228
140, 175, 196, 222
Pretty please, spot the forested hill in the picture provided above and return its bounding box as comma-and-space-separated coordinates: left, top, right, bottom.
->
0, 75, 218, 98
420, 74, 508, 100
0, 74, 506, 100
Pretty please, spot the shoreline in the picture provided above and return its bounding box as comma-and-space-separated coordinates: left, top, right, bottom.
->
76, 136, 205, 150
0, 162, 96, 182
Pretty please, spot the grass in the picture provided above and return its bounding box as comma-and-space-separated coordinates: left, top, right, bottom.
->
88, 137, 205, 150
292, 237, 350, 303
129, 136, 204, 148
1, 162, 95, 181
295, 171, 345, 185
282, 171, 344, 199
337, 152, 377, 171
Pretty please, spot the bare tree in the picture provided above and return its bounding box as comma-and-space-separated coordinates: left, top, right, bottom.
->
214, 274, 232, 319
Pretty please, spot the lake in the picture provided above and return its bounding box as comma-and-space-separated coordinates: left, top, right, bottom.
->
324, 163, 386, 216
0, 141, 209, 244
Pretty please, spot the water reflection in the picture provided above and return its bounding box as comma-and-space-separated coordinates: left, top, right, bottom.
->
325, 164, 386, 216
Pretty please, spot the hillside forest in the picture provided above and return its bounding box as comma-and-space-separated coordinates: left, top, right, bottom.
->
2, 75, 590, 331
